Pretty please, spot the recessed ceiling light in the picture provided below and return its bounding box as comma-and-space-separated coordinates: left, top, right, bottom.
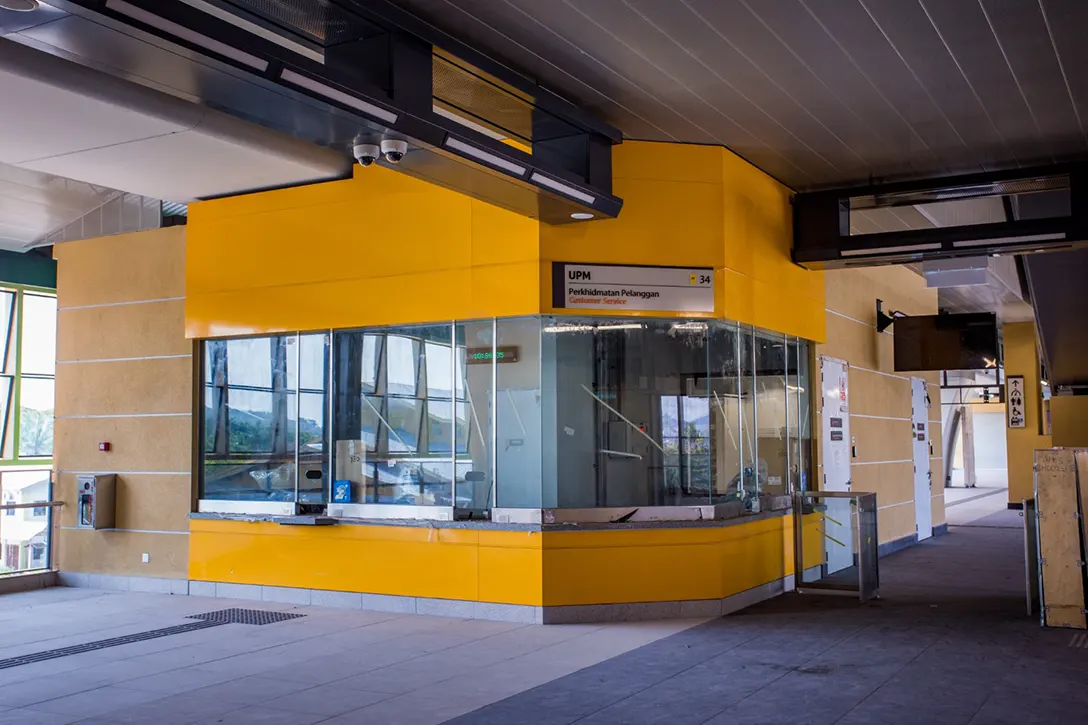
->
570, 212, 594, 220
0, 0, 40, 10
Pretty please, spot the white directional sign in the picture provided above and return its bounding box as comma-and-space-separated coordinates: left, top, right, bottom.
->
1007, 375, 1026, 429
552, 262, 714, 313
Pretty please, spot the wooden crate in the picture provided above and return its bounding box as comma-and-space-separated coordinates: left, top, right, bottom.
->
1035, 448, 1087, 628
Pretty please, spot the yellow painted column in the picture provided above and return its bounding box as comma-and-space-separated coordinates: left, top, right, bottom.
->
1003, 322, 1051, 506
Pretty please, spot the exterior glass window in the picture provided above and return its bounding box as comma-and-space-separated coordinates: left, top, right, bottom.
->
332, 325, 469, 507
200, 333, 329, 504
0, 288, 56, 464
198, 317, 812, 516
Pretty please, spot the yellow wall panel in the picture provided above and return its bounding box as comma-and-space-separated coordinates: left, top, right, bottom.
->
55, 357, 192, 417
540, 177, 726, 269
1004, 322, 1051, 504
55, 416, 192, 473
1051, 397, 1088, 447
55, 227, 186, 306
470, 202, 541, 267
188, 519, 544, 604
477, 531, 543, 606
56, 473, 191, 531
540, 516, 791, 606
57, 300, 190, 361
58, 529, 188, 579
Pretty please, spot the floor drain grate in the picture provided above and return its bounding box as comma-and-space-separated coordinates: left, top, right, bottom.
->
1070, 633, 1088, 648
0, 620, 223, 670
187, 608, 306, 626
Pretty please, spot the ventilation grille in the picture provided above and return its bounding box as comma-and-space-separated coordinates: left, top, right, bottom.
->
225, 0, 379, 46
0, 621, 221, 670
187, 608, 306, 625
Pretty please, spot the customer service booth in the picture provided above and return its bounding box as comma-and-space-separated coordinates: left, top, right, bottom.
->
185, 142, 828, 622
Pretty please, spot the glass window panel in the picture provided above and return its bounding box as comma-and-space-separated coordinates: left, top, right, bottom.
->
201, 334, 296, 502
457, 320, 494, 510
226, 337, 273, 388
425, 341, 453, 398
387, 397, 422, 452
0, 470, 51, 573
386, 336, 418, 395
796, 341, 813, 492
0, 291, 15, 374
0, 376, 12, 459
298, 334, 328, 505
739, 327, 758, 505
360, 334, 381, 394
707, 323, 741, 503
427, 400, 454, 453
18, 377, 53, 458
547, 317, 709, 508
495, 318, 542, 509
20, 295, 56, 376
756, 332, 789, 498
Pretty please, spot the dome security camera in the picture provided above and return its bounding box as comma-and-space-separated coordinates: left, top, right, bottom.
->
381, 139, 408, 164
353, 143, 380, 167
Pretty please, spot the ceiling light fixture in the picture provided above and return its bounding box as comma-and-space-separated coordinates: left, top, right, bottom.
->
176, 0, 324, 63
279, 70, 398, 125
444, 138, 527, 175
570, 212, 594, 220
530, 172, 596, 204
105, 0, 268, 71
0, 0, 39, 11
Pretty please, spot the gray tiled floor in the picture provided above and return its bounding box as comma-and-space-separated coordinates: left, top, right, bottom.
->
447, 525, 1088, 725
0, 584, 699, 724
0, 523, 1073, 723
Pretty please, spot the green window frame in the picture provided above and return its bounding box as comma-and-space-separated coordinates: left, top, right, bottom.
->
0, 284, 56, 466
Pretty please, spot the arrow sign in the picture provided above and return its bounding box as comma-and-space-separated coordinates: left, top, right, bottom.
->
1007, 375, 1026, 429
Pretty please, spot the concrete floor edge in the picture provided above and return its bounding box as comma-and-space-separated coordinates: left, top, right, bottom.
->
54, 572, 795, 624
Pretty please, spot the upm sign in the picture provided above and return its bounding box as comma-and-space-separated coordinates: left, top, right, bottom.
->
551, 262, 714, 313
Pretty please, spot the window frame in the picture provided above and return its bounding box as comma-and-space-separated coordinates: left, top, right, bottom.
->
0, 285, 56, 467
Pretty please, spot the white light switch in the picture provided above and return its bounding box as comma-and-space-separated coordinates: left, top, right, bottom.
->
141, 553, 150, 564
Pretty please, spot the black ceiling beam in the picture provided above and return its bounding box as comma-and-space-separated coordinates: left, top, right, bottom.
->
48, 0, 622, 223
793, 164, 1088, 269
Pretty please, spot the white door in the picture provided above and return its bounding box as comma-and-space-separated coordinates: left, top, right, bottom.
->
820, 357, 854, 573
912, 377, 933, 541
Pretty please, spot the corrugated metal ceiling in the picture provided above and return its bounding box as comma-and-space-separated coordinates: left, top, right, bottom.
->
393, 0, 1088, 190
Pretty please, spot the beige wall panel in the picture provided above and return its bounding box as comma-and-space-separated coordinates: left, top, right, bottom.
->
852, 461, 914, 507
56, 473, 191, 531
55, 357, 192, 417
878, 503, 918, 543
930, 457, 945, 496
57, 300, 190, 362
818, 315, 896, 373
851, 416, 913, 464
55, 416, 191, 473
848, 369, 911, 418
931, 490, 946, 527
825, 267, 937, 324
56, 227, 186, 307
57, 528, 188, 578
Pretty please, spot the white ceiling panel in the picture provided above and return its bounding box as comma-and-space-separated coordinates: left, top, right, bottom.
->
0, 162, 117, 251
23, 110, 349, 203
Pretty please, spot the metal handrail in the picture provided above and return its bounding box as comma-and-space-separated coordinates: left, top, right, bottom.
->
0, 501, 63, 510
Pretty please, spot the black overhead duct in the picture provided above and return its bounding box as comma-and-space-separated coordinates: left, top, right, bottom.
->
7, 0, 622, 224
1024, 248, 1088, 391
792, 166, 1087, 269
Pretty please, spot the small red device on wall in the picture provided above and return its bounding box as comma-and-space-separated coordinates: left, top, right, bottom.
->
98, 442, 111, 452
